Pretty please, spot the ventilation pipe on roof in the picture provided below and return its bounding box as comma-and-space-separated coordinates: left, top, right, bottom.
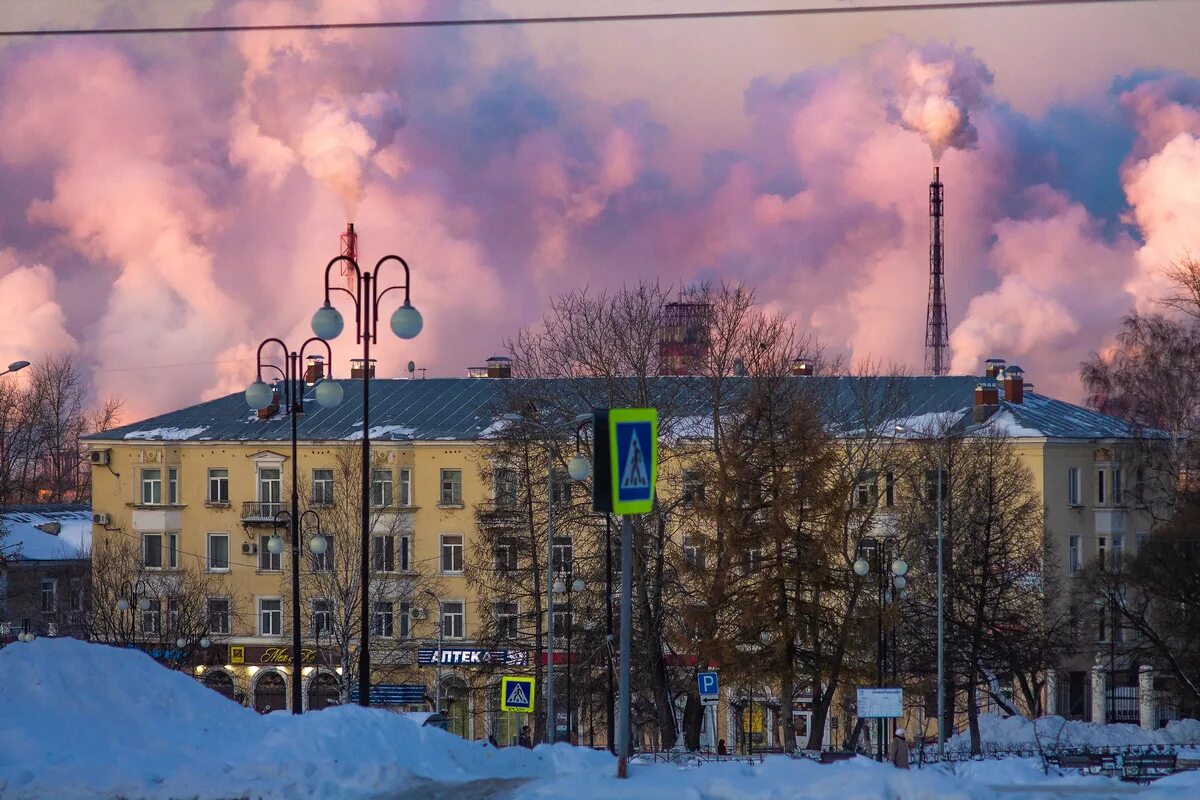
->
257, 386, 281, 420
984, 358, 1006, 379
791, 357, 814, 376
973, 379, 1000, 423
1001, 365, 1025, 405
350, 359, 376, 380
304, 355, 326, 384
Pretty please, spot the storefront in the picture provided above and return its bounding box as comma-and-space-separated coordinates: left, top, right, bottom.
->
418, 647, 529, 742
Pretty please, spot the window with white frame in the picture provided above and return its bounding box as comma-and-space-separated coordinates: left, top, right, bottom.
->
372, 535, 395, 572
494, 466, 518, 507
441, 534, 464, 573
312, 469, 334, 506
259, 534, 281, 571
207, 533, 230, 572
495, 538, 518, 572
40, 578, 57, 613
440, 469, 463, 505
312, 598, 333, 636
141, 468, 162, 505
496, 602, 519, 638
167, 596, 181, 633
441, 600, 464, 639
855, 472, 876, 506
682, 470, 705, 505
551, 471, 571, 504
258, 468, 282, 515
143, 533, 163, 569
207, 597, 231, 634
142, 598, 161, 635
742, 546, 766, 575
682, 535, 704, 569
371, 469, 393, 508
1098, 536, 1108, 570
1069, 535, 1082, 575
167, 467, 179, 505
1067, 468, 1080, 506
207, 468, 229, 505
399, 602, 411, 639
168, 533, 179, 570
259, 598, 282, 636
551, 536, 572, 572
399, 468, 412, 507
552, 609, 571, 641
372, 602, 394, 637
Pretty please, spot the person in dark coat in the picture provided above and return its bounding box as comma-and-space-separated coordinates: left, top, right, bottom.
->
889, 728, 910, 769
519, 726, 533, 749
717, 739, 727, 755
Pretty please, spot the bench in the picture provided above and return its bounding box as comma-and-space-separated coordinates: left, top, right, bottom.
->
819, 751, 857, 764
1043, 752, 1110, 775
1121, 753, 1177, 783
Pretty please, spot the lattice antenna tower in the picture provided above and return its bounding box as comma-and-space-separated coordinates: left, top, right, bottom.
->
925, 167, 949, 376
659, 286, 712, 376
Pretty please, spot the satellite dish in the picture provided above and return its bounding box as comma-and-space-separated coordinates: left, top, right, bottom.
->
407, 360, 416, 378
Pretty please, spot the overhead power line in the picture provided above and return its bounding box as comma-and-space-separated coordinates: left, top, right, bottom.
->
0, 0, 1167, 38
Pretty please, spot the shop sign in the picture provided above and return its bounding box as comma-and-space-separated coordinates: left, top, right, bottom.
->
418, 648, 528, 666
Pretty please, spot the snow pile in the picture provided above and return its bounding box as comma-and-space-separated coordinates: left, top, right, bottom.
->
0, 519, 83, 560
946, 713, 1200, 751
123, 426, 208, 440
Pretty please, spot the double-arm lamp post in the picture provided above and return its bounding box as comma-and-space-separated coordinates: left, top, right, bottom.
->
853, 537, 907, 762
312, 254, 422, 706
554, 571, 586, 742
245, 337, 339, 713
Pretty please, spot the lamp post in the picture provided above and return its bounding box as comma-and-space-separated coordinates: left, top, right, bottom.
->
424, 589, 443, 713
1, 360, 29, 377
245, 336, 339, 714
116, 578, 151, 644
555, 573, 586, 742
313, 253, 421, 707
17, 618, 35, 642
175, 634, 212, 673
1094, 596, 1118, 723
854, 538, 906, 762
501, 411, 592, 743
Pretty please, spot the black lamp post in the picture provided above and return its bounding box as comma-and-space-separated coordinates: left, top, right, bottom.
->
116, 578, 151, 644
245, 336, 338, 714
1095, 595, 1118, 723
554, 572, 586, 742
313, 254, 422, 707
854, 538, 907, 762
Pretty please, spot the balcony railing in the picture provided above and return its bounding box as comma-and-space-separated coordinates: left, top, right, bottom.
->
241, 501, 283, 522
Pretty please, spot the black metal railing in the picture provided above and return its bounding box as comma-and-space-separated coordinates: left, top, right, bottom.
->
241, 501, 283, 521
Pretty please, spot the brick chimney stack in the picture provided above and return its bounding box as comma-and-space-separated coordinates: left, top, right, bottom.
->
791, 357, 814, 376
985, 358, 1006, 379
973, 378, 999, 422
304, 355, 326, 384
350, 359, 377, 380
1001, 365, 1025, 404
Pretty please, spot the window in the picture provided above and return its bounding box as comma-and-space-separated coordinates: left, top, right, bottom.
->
496, 602, 519, 638
1069, 535, 1082, 575
259, 598, 282, 636
399, 468, 412, 507
313, 598, 333, 636
399, 534, 411, 572
312, 469, 334, 506
1134, 466, 1146, 506
885, 472, 895, 507
1098, 536, 1108, 570
207, 468, 229, 505
1067, 468, 1080, 506
168, 533, 179, 570
371, 469, 393, 508
1136, 531, 1148, 552
311, 537, 334, 572
551, 537, 572, 572
167, 596, 182, 633
495, 538, 518, 572
1113, 467, 1123, 505
441, 534, 464, 573
167, 468, 179, 505
925, 470, 946, 503
855, 473, 876, 506
372, 535, 396, 572
441, 601, 464, 639
1097, 468, 1107, 505
551, 471, 571, 504
207, 597, 231, 634
69, 578, 83, 612
143, 533, 163, 569
683, 470, 705, 505
682, 535, 704, 569
141, 468, 162, 505
553, 609, 572, 640
372, 601, 394, 637
142, 599, 161, 635
207, 533, 230, 572
494, 467, 518, 506
440, 469, 463, 505
1111, 535, 1124, 572
399, 602, 411, 639
40, 578, 57, 613
742, 546, 766, 575
258, 468, 282, 515
259, 535, 281, 571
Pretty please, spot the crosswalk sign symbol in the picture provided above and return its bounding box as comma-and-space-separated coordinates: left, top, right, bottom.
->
501, 676, 536, 712
608, 409, 658, 515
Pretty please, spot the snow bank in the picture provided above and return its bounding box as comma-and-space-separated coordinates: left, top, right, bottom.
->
946, 713, 1200, 751
0, 639, 606, 799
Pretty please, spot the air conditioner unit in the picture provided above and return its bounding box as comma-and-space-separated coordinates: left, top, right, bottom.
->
412, 608, 429, 620
89, 449, 111, 466
92, 513, 110, 526
242, 542, 258, 555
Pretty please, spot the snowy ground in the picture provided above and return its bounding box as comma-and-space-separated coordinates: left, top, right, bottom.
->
2, 639, 1199, 800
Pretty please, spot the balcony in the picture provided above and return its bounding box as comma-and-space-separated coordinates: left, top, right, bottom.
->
241, 501, 283, 524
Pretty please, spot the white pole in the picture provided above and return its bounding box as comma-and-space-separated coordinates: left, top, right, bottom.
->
936, 448, 945, 756
547, 446, 556, 744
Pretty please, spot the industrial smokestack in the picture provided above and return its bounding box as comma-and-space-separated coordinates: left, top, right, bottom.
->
925, 166, 949, 376
340, 222, 358, 290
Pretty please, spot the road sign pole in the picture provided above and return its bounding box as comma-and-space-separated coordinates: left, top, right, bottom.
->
616, 514, 633, 779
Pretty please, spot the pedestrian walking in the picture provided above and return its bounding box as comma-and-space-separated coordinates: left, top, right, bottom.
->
519, 725, 533, 749
889, 728, 909, 770
716, 739, 727, 755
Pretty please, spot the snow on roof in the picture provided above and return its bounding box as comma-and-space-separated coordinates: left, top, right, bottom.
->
123, 426, 207, 441
1, 504, 91, 560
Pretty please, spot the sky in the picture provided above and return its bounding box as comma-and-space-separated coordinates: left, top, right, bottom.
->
0, 0, 1198, 421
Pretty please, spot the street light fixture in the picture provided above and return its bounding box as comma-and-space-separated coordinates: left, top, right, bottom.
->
555, 573, 586, 742
116, 579, 150, 643
856, 537, 906, 762
314, 253, 420, 707
17, 619, 35, 642
2, 360, 29, 377
245, 336, 338, 714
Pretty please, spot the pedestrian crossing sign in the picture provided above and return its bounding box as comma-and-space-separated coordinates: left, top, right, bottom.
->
501, 676, 536, 712
608, 408, 658, 515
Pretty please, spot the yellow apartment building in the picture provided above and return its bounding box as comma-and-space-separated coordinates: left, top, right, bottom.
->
82, 359, 1158, 750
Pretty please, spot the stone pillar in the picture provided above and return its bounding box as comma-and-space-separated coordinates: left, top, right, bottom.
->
1091, 656, 1107, 724
1139, 665, 1156, 731
1045, 670, 1057, 717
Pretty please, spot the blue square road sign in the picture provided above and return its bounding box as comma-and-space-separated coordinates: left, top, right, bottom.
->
697, 671, 719, 699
